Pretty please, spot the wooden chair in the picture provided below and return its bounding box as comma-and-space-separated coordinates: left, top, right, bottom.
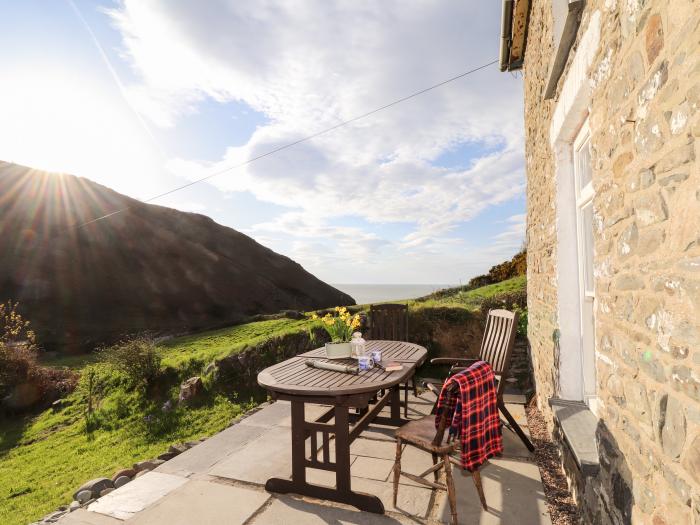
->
427, 309, 535, 452
392, 381, 487, 525
369, 303, 409, 341
369, 303, 416, 417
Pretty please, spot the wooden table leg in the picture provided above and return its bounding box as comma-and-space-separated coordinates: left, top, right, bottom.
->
390, 385, 403, 423
370, 386, 411, 427
265, 399, 385, 514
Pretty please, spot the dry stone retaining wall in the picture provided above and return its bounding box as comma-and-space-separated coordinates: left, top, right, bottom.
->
524, 0, 700, 523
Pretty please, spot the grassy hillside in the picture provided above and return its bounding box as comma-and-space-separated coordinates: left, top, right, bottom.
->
412, 275, 526, 309
160, 318, 313, 369
1, 318, 312, 525
0, 391, 244, 524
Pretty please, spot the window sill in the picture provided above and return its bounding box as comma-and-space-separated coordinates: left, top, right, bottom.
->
548, 398, 600, 477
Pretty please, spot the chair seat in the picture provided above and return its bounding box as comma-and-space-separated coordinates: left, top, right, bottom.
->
395, 415, 455, 453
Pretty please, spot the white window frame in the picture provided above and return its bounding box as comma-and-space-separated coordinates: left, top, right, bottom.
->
572, 120, 597, 407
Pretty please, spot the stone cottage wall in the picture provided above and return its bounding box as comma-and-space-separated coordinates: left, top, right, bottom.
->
523, 0, 700, 523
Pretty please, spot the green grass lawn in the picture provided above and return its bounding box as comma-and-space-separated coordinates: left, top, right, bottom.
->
0, 393, 246, 525
1, 317, 311, 525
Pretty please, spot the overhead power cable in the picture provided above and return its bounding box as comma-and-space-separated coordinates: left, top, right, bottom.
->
74, 58, 499, 229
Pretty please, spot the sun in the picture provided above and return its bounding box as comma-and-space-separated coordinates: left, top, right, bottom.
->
0, 66, 164, 200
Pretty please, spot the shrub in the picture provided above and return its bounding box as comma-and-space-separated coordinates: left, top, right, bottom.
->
100, 336, 161, 389
77, 364, 106, 431
479, 289, 527, 314
0, 301, 77, 411
0, 301, 38, 396
479, 290, 528, 338
514, 306, 528, 338
466, 250, 527, 288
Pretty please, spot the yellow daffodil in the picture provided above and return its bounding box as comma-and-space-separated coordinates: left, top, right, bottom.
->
311, 306, 359, 343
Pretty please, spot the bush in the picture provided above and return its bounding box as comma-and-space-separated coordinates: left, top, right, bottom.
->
77, 364, 107, 431
0, 301, 77, 412
100, 336, 161, 389
479, 289, 527, 314
479, 290, 528, 338
466, 250, 527, 288
515, 306, 528, 338
0, 301, 38, 397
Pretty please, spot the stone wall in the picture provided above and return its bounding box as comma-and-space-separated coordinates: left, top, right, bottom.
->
523, 0, 700, 523
524, 0, 560, 414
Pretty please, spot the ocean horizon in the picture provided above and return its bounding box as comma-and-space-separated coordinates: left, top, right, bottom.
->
331, 283, 456, 305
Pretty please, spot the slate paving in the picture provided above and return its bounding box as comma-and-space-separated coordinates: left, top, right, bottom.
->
56, 392, 551, 524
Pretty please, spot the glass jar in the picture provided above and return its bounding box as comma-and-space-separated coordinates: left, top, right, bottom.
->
350, 332, 366, 358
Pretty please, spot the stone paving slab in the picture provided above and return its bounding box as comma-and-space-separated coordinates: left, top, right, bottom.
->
350, 475, 433, 517
87, 472, 187, 520
155, 422, 267, 477
350, 437, 399, 460
356, 423, 396, 442
433, 458, 551, 525
237, 400, 333, 429
126, 479, 270, 524
59, 395, 549, 525
499, 404, 534, 460
395, 443, 438, 488
352, 455, 396, 482
207, 426, 293, 484
54, 509, 123, 525
250, 495, 419, 525
301, 461, 432, 517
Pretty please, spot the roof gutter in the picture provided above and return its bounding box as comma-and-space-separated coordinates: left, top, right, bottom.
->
499, 0, 514, 72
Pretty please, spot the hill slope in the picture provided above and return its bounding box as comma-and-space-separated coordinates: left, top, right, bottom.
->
0, 161, 354, 350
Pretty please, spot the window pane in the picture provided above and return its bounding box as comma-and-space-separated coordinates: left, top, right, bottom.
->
577, 139, 592, 191
582, 203, 594, 294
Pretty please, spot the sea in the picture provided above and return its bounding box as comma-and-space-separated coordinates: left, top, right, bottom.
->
331, 284, 455, 305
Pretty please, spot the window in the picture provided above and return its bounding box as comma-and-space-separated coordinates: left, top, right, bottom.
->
549, 9, 601, 410
572, 121, 597, 406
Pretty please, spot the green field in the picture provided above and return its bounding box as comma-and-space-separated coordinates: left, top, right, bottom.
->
1, 276, 526, 524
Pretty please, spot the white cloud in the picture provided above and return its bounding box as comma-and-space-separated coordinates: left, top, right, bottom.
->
106, 0, 526, 282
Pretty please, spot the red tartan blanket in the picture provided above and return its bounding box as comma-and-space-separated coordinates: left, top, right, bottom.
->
435, 360, 503, 471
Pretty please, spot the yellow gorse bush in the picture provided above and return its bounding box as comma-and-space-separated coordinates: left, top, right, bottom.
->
310, 307, 361, 342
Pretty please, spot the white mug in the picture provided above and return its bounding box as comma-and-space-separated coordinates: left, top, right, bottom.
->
358, 355, 375, 371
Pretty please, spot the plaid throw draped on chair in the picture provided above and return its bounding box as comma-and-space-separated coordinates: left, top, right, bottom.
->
435, 360, 503, 471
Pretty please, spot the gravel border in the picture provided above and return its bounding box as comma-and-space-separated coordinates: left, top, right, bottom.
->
525, 400, 580, 525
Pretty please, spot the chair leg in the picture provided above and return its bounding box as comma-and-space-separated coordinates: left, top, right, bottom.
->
431, 453, 439, 482
392, 439, 402, 506
498, 400, 535, 452
443, 453, 458, 525
472, 470, 487, 510
412, 376, 418, 396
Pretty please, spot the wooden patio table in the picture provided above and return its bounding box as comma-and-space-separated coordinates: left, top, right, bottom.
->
257, 340, 428, 514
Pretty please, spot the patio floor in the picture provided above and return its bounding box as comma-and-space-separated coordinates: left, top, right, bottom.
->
56, 393, 551, 524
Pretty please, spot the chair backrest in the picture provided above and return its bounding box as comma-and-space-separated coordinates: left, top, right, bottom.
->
478, 309, 519, 385
369, 303, 408, 341
432, 381, 459, 447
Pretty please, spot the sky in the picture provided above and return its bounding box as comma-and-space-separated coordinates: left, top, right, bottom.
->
0, 0, 525, 285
